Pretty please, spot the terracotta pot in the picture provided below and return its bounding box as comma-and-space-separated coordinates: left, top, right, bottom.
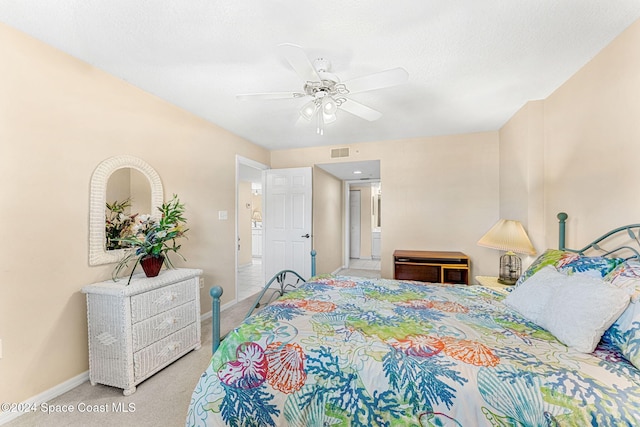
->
140, 255, 164, 277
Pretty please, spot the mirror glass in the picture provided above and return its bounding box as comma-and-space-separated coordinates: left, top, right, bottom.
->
89, 155, 163, 266
105, 168, 152, 250
372, 182, 382, 229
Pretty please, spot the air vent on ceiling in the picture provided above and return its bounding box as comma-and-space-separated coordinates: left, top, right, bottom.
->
330, 147, 350, 158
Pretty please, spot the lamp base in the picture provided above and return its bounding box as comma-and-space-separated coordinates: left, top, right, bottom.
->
498, 252, 521, 286
497, 277, 517, 286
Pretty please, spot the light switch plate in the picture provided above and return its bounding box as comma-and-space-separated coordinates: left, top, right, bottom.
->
218, 210, 228, 220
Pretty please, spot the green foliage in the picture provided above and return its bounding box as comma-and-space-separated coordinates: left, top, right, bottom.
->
112, 194, 189, 283
105, 198, 137, 250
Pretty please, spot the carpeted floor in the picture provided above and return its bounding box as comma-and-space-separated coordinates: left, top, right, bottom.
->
4, 293, 260, 427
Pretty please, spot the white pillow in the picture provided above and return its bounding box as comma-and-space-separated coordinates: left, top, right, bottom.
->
505, 265, 630, 353
504, 266, 561, 323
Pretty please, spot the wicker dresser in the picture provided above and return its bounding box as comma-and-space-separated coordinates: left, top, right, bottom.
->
81, 268, 202, 395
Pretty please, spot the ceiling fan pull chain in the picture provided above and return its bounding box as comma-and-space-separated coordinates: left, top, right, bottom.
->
316, 110, 324, 136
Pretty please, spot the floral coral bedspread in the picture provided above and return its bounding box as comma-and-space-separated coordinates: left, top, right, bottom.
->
186, 276, 640, 426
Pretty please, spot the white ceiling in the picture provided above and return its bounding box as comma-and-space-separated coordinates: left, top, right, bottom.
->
317, 161, 380, 181
2, 1, 640, 151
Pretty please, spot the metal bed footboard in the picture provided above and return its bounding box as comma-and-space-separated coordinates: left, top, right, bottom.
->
209, 250, 316, 353
243, 269, 307, 320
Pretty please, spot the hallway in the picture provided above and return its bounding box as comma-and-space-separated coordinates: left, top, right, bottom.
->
336, 258, 381, 278
237, 258, 263, 301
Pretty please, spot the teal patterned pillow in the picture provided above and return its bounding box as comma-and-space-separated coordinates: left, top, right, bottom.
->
603, 259, 640, 302
515, 249, 576, 286
602, 302, 640, 369
602, 259, 640, 369
557, 255, 624, 278
515, 249, 623, 287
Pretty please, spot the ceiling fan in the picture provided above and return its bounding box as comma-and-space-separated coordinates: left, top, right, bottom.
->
237, 43, 409, 135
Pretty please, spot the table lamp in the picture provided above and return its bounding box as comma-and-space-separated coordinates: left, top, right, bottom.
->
477, 219, 536, 285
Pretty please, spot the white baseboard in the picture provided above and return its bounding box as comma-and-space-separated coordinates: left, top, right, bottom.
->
200, 310, 212, 321
1, 306, 233, 425
200, 296, 240, 324
332, 266, 345, 275
0, 371, 89, 425
220, 300, 236, 312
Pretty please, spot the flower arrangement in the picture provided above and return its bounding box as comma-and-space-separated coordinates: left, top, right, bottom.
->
105, 199, 137, 250
112, 194, 188, 283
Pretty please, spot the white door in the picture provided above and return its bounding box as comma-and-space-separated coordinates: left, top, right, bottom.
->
349, 189, 361, 259
263, 167, 313, 280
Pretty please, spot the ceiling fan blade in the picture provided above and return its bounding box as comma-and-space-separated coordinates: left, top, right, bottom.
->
342, 67, 409, 94
278, 43, 321, 83
339, 99, 383, 122
236, 92, 303, 101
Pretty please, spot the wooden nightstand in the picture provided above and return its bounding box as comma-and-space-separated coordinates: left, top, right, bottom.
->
394, 250, 470, 284
475, 276, 513, 295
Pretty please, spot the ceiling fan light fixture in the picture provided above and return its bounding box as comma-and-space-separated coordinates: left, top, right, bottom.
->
300, 100, 318, 121
323, 111, 337, 124
238, 44, 408, 135
322, 96, 338, 115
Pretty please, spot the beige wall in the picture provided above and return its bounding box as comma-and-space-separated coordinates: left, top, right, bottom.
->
543, 19, 640, 246
500, 19, 640, 256
498, 100, 545, 268
311, 167, 344, 274
0, 24, 269, 405
272, 132, 501, 279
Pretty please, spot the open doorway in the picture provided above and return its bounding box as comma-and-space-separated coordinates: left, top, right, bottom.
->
315, 160, 381, 278
344, 181, 381, 277
236, 156, 267, 302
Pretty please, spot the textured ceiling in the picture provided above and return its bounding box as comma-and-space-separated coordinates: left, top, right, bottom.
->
2, 1, 640, 150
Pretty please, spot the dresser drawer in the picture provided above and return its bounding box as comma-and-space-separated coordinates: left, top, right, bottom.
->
130, 279, 196, 323
131, 301, 197, 352
395, 263, 440, 282
133, 323, 198, 381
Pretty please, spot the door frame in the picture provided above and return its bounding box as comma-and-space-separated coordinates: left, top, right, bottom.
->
236, 155, 268, 303
349, 189, 361, 259
343, 179, 381, 268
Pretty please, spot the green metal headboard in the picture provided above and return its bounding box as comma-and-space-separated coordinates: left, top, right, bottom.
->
209, 250, 317, 353
557, 212, 640, 258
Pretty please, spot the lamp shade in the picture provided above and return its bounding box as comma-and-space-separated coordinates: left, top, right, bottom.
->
477, 219, 536, 255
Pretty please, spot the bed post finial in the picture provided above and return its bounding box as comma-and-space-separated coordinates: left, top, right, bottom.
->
557, 212, 568, 250
210, 286, 223, 354
311, 250, 317, 277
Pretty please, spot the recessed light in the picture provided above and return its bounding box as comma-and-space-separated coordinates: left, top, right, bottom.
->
353, 170, 362, 175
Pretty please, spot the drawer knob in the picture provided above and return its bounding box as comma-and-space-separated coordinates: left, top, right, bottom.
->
155, 316, 179, 330
154, 292, 179, 306
158, 342, 180, 358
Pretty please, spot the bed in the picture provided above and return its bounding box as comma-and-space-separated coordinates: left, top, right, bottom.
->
187, 213, 640, 426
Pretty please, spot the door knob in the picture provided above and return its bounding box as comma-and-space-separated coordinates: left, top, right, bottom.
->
301, 233, 310, 238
